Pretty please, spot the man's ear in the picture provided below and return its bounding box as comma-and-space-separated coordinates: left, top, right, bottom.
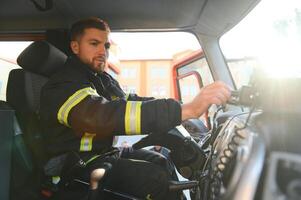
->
70, 41, 79, 54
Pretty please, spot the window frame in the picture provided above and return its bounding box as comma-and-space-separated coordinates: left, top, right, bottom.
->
172, 49, 212, 129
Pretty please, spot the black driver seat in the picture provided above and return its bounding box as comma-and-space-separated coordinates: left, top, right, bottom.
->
7, 40, 67, 165
6, 41, 67, 199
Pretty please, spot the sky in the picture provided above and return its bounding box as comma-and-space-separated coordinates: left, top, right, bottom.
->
220, 0, 301, 77
220, 0, 301, 59
110, 32, 200, 60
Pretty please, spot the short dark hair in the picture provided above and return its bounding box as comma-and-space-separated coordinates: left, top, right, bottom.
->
70, 17, 110, 41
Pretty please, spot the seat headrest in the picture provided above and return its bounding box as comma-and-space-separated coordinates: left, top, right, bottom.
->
17, 41, 67, 77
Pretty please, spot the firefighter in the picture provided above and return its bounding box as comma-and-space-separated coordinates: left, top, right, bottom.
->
40, 17, 231, 199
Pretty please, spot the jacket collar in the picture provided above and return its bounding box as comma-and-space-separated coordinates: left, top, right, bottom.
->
67, 55, 104, 77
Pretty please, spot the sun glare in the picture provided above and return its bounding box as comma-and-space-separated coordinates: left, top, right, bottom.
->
220, 0, 301, 79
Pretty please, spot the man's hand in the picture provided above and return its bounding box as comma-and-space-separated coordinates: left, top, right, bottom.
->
181, 81, 231, 121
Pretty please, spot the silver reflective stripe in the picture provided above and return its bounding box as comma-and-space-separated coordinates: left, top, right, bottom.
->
125, 101, 142, 135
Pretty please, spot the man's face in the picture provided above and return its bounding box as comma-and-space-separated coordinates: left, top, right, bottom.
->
71, 28, 109, 73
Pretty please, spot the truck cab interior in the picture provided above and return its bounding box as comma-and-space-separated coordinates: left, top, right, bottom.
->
1, 0, 301, 200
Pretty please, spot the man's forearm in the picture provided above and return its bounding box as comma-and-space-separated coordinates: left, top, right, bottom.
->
181, 103, 195, 121
180, 81, 231, 121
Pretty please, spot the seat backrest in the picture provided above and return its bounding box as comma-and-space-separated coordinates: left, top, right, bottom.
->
7, 69, 49, 167
7, 41, 67, 166
5, 41, 67, 199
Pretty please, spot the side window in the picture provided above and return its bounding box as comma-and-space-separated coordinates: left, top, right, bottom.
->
174, 53, 214, 127
0, 41, 32, 101
0, 59, 19, 100
178, 72, 202, 103
176, 55, 214, 103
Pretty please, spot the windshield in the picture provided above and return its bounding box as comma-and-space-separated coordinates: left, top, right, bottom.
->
220, 0, 301, 88
109, 32, 200, 98
0, 33, 200, 101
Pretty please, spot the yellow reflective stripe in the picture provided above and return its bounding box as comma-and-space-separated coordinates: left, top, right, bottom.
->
125, 101, 142, 135
52, 176, 60, 184
146, 194, 152, 200
57, 87, 97, 127
111, 95, 119, 100
80, 133, 96, 152
135, 102, 142, 133
125, 101, 132, 134
86, 154, 101, 164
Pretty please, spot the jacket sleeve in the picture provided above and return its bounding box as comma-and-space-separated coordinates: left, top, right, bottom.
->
42, 77, 182, 139
69, 95, 182, 139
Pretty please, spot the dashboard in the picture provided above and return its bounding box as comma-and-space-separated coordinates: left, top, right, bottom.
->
206, 112, 265, 200
203, 108, 301, 200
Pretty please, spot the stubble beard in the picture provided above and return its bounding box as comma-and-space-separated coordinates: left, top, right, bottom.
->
92, 57, 106, 73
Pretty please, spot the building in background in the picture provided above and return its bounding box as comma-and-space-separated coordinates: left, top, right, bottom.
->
117, 59, 173, 98
110, 49, 196, 99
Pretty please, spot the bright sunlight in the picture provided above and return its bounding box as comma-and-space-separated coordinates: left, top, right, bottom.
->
220, 0, 301, 78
